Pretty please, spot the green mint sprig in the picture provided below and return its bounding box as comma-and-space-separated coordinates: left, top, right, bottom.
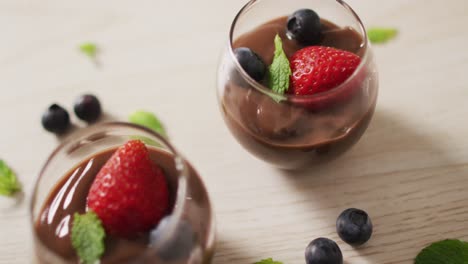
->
79, 43, 98, 58
268, 34, 291, 95
71, 212, 106, 264
254, 258, 284, 264
368, 27, 398, 44
0, 160, 21, 197
129, 110, 167, 138
415, 239, 468, 264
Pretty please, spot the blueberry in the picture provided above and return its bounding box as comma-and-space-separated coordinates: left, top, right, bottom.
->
234, 47, 266, 82
336, 208, 373, 246
287, 9, 322, 45
150, 215, 195, 261
73, 94, 102, 122
305, 238, 343, 264
41, 104, 70, 134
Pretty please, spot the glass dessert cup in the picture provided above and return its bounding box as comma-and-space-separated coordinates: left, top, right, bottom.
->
30, 122, 215, 264
217, 0, 378, 169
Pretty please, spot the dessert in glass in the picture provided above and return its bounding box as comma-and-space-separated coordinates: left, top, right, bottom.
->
217, 0, 378, 169
30, 122, 215, 264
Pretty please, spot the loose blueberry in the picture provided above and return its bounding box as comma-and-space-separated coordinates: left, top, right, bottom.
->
41, 104, 71, 134
305, 238, 343, 264
336, 208, 373, 246
286, 9, 322, 45
150, 215, 195, 261
73, 94, 102, 122
234, 47, 266, 82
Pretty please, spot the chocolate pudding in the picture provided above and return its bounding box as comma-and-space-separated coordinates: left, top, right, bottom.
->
34, 147, 212, 264
220, 16, 378, 169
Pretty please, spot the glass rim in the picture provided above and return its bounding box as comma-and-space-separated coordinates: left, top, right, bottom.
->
29, 121, 192, 259
228, 0, 369, 100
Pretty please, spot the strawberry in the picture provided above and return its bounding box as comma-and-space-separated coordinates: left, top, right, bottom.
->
288, 46, 362, 109
87, 140, 169, 237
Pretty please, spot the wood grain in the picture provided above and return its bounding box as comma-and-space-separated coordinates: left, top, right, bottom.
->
0, 0, 468, 263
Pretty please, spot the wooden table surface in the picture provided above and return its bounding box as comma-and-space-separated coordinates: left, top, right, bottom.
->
1, 0, 468, 263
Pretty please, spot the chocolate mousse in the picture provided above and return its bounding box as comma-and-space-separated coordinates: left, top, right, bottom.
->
220, 16, 378, 169
34, 147, 211, 263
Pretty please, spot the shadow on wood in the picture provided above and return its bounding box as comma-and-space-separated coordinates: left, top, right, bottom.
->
279, 109, 468, 263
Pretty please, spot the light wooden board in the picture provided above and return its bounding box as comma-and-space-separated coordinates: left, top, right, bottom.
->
1, 0, 468, 263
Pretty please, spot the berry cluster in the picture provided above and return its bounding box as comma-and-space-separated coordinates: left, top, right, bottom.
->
41, 94, 102, 134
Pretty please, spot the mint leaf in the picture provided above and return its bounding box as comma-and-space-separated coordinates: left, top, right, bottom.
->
415, 239, 468, 264
268, 34, 291, 94
129, 110, 167, 138
71, 212, 106, 264
254, 258, 284, 264
0, 160, 21, 197
368, 27, 398, 44
79, 43, 98, 58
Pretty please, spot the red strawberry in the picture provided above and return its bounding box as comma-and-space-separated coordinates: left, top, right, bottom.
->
87, 140, 169, 237
288, 46, 362, 109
